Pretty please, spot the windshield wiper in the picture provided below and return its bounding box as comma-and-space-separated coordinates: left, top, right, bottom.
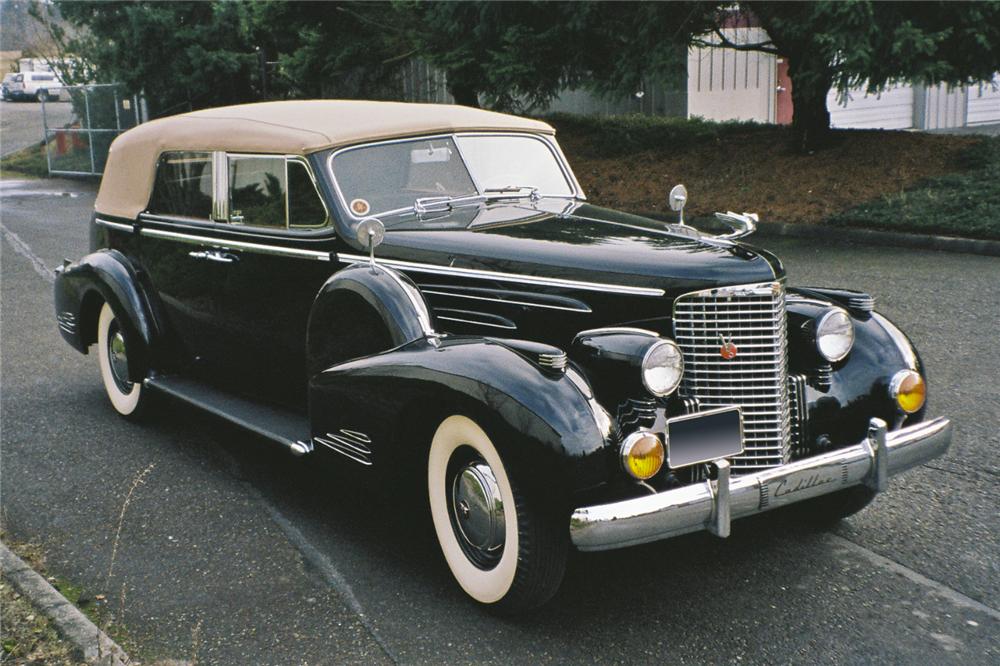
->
483, 185, 540, 202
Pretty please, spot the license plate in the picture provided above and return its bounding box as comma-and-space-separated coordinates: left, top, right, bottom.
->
666, 406, 744, 469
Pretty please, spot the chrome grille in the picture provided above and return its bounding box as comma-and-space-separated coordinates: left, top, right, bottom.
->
673, 282, 790, 472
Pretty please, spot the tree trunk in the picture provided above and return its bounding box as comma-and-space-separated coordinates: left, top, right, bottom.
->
448, 80, 480, 108
787, 55, 834, 153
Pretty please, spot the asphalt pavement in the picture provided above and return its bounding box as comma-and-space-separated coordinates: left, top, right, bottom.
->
1, 99, 75, 156
2, 177, 998, 664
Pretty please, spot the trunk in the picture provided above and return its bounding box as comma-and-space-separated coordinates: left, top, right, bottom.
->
448, 80, 480, 108
788, 56, 834, 153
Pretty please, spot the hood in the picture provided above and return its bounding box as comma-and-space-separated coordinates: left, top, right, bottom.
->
376, 200, 783, 298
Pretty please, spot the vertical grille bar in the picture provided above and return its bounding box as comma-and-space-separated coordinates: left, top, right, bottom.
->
673, 282, 790, 472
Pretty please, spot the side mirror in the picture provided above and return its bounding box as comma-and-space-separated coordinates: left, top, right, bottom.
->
355, 217, 385, 271
668, 184, 688, 225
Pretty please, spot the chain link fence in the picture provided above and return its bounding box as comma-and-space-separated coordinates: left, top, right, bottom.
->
42, 84, 145, 176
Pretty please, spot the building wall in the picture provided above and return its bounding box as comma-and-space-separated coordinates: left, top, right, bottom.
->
827, 85, 915, 130
686, 27, 776, 123
966, 75, 1000, 125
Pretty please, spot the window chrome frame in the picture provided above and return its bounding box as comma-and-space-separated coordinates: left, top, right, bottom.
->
215, 152, 331, 231
326, 131, 587, 225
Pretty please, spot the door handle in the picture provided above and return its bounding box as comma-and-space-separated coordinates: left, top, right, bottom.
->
188, 249, 239, 264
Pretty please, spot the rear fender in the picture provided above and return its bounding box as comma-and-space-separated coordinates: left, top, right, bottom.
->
54, 249, 160, 381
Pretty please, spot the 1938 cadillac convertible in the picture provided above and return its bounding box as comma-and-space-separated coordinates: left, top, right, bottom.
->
54, 101, 952, 612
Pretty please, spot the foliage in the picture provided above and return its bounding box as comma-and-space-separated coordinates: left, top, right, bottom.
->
544, 112, 770, 158
249, 1, 408, 100
400, 1, 714, 111
721, 2, 1000, 148
828, 137, 1000, 240
52, 1, 262, 117
1, 142, 49, 178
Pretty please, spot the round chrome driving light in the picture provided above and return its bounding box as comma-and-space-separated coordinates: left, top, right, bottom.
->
890, 369, 926, 414
620, 431, 665, 480
641, 339, 684, 397
816, 308, 855, 362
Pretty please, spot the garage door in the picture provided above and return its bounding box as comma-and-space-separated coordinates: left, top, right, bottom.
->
828, 85, 914, 130
967, 75, 1000, 125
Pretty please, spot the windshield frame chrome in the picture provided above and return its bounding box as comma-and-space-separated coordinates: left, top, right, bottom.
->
326, 131, 586, 225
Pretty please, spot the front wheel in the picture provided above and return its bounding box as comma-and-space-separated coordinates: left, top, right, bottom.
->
428, 415, 567, 613
96, 303, 149, 419
35, 89, 49, 103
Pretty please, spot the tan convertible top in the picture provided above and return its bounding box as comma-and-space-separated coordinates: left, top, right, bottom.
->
95, 100, 555, 219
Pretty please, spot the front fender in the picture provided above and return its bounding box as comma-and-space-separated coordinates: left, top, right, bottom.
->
54, 249, 160, 380
787, 292, 926, 448
309, 336, 614, 507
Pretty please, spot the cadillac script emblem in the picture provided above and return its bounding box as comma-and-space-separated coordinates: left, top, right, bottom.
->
719, 333, 738, 360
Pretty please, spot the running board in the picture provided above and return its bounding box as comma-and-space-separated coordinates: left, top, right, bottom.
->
144, 375, 313, 456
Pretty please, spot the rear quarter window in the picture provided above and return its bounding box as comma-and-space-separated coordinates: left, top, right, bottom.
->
148, 152, 213, 220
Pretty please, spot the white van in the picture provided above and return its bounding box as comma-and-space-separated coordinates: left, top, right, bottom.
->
6, 71, 63, 102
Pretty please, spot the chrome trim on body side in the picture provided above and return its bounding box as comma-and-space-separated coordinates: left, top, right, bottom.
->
140, 226, 331, 261
95, 218, 134, 233
872, 312, 918, 371
337, 254, 665, 296
569, 416, 952, 551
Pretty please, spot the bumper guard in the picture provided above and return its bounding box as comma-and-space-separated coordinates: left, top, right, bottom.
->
570, 417, 952, 551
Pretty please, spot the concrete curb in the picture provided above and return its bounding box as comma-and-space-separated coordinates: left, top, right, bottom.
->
751, 220, 1000, 257
0, 540, 130, 665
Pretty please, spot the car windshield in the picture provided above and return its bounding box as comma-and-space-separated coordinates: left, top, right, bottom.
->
330, 134, 575, 218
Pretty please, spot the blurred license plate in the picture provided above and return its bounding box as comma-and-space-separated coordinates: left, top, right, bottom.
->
666, 406, 744, 469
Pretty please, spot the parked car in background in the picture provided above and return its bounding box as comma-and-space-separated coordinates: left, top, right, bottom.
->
53, 100, 952, 612
6, 71, 63, 102
1, 73, 17, 100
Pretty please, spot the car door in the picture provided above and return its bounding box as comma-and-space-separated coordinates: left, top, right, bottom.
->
138, 151, 230, 370
210, 154, 338, 408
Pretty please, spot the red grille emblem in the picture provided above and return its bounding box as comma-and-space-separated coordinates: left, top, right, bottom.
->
719, 334, 738, 360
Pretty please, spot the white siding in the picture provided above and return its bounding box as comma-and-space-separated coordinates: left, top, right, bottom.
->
828, 85, 914, 130
922, 83, 968, 129
967, 75, 1000, 125
687, 28, 775, 123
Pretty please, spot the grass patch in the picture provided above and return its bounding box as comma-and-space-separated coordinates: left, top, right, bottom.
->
0, 142, 49, 179
827, 137, 1000, 240
0, 579, 85, 664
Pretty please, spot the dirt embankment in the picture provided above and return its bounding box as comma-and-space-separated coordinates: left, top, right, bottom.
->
556, 124, 978, 224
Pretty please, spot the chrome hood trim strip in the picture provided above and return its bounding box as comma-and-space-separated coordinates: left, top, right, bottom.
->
337, 253, 665, 296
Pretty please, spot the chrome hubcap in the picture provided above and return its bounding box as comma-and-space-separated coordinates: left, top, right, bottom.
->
450, 460, 505, 566
107, 324, 132, 392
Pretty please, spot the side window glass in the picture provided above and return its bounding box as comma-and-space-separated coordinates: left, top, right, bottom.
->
229, 156, 286, 228
148, 152, 213, 219
288, 160, 328, 228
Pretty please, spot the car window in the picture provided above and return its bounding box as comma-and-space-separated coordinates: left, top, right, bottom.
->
332, 137, 477, 216
287, 160, 328, 228
228, 156, 286, 228
148, 152, 213, 219
455, 135, 572, 195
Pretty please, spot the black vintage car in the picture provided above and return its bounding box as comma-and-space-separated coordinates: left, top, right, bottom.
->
54, 101, 951, 612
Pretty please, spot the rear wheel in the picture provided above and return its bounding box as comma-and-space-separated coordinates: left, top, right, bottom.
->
97, 303, 149, 418
427, 415, 566, 613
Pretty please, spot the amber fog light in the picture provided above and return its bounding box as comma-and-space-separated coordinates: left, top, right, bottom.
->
620, 431, 665, 480
890, 369, 926, 414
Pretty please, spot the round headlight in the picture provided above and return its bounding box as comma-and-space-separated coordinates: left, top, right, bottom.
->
816, 308, 855, 362
641, 339, 684, 397
890, 369, 926, 414
620, 431, 665, 480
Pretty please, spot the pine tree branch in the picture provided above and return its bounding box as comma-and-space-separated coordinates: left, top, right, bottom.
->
692, 27, 781, 56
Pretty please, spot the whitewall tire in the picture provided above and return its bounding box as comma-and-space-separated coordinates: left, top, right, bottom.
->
428, 414, 566, 612
96, 302, 147, 418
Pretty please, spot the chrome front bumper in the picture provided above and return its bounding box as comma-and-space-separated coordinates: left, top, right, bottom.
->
570, 417, 952, 551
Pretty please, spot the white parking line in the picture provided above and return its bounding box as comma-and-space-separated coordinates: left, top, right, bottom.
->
0, 220, 55, 283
